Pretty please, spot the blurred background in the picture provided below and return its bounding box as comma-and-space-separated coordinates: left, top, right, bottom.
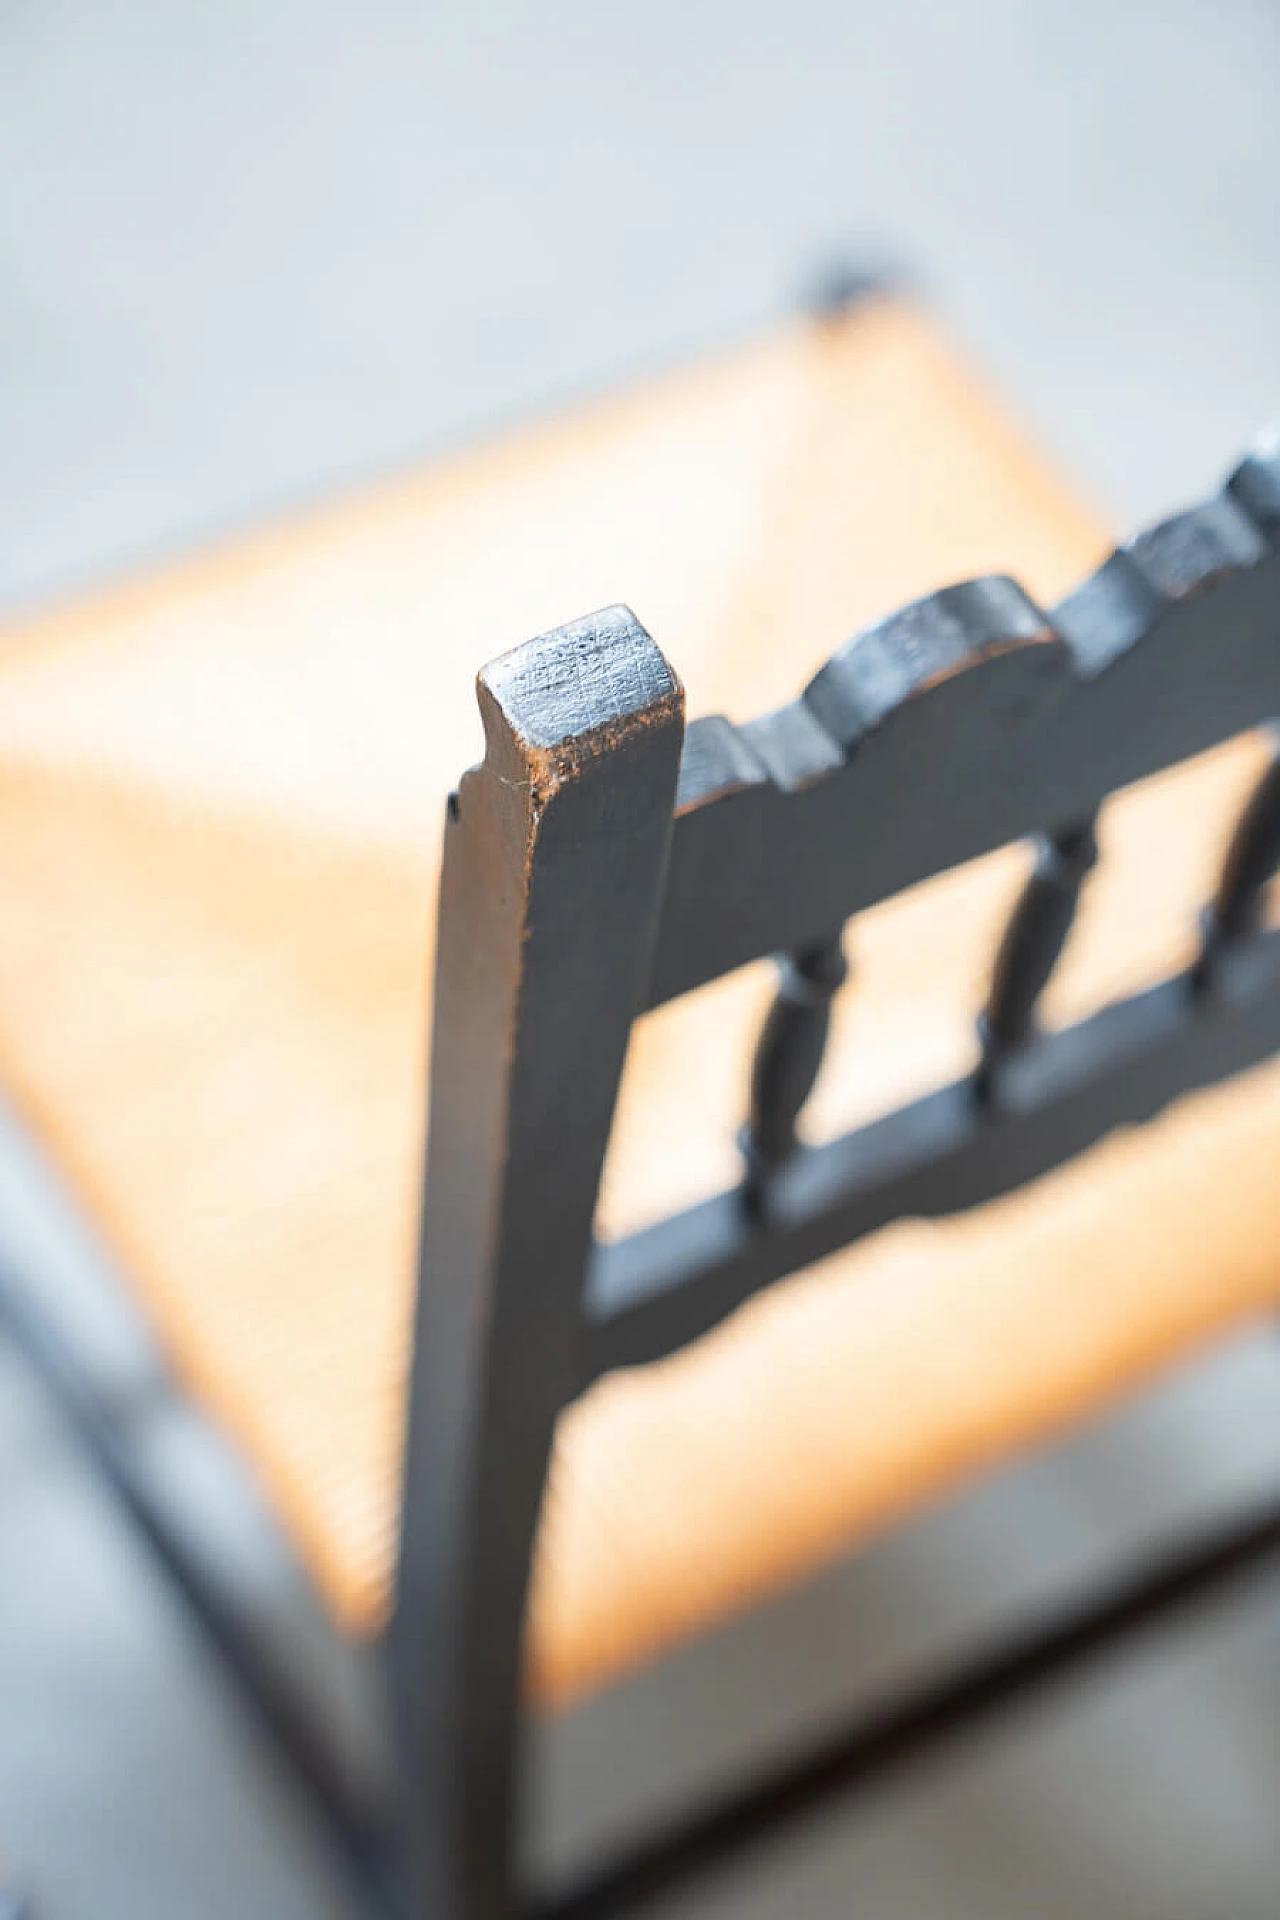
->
2, 2, 1279, 1916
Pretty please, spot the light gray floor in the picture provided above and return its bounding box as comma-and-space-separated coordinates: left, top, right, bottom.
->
2, 2, 1280, 1915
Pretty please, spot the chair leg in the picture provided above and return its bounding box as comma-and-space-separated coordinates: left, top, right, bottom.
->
392, 610, 685, 1918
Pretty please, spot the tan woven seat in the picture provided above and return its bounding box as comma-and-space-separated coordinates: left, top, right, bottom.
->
1, 296, 1277, 1714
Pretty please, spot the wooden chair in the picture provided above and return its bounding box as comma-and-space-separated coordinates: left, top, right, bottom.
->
1, 283, 1279, 1918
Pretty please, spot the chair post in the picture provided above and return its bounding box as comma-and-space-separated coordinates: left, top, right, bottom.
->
391, 607, 684, 1920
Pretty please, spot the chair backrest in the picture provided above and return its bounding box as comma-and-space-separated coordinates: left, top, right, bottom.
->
391, 438, 1280, 1920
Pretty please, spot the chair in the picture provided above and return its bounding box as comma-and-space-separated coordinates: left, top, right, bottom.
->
1, 282, 1279, 1918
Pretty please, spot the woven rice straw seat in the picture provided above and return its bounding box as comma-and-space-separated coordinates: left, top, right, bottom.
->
0, 296, 1277, 1712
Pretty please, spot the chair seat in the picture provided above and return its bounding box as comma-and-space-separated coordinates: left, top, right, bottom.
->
0, 296, 1276, 1713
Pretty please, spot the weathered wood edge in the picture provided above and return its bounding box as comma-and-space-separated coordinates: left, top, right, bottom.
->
649, 435, 1280, 1006
394, 602, 683, 1919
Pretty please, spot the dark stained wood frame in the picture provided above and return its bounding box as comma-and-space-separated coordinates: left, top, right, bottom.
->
393, 609, 685, 1918
389, 437, 1280, 1919
4, 441, 1280, 1920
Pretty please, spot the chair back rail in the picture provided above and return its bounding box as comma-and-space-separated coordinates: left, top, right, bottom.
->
585, 922, 1280, 1379
582, 441, 1280, 1376
393, 437, 1280, 1920
649, 447, 1280, 1005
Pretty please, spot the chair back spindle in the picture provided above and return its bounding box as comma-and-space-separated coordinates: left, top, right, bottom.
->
741, 932, 848, 1211
976, 813, 1099, 1100
1198, 738, 1280, 982
395, 435, 1280, 1920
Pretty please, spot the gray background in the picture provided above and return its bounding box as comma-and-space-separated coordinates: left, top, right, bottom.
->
2, 2, 1279, 1915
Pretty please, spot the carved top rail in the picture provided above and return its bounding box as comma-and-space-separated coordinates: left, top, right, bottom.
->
647, 440, 1280, 1009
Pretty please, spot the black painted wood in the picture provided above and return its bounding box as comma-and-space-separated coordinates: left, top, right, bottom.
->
16, 436, 1278, 1920
585, 926, 1280, 1380
740, 932, 848, 1210
648, 448, 1280, 1007
976, 813, 1098, 1098
1198, 736, 1280, 977
388, 435, 1280, 1920
0, 1248, 394, 1902
392, 609, 684, 1920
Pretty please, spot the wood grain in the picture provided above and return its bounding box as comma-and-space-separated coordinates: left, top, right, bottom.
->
2, 298, 1269, 1712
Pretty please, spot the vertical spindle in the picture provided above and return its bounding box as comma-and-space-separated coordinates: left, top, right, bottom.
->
1196, 740, 1280, 989
740, 932, 848, 1214
975, 814, 1099, 1102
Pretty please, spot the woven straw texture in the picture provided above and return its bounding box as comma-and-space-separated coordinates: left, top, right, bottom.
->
0, 299, 1275, 1710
